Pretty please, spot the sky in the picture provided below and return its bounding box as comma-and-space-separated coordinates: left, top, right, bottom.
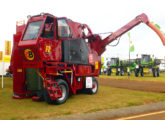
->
0, 0, 165, 61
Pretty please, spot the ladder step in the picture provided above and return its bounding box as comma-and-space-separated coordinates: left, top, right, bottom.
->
45, 79, 62, 100
50, 93, 61, 98
47, 87, 57, 90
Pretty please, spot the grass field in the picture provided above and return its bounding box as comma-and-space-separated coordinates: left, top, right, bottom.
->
100, 72, 165, 82
1, 77, 165, 120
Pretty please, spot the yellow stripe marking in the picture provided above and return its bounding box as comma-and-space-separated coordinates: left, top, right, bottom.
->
116, 110, 165, 120
17, 69, 22, 72
64, 71, 72, 73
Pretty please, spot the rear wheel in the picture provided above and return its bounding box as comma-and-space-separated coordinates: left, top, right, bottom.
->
135, 72, 139, 77
116, 71, 119, 76
153, 69, 157, 77
107, 70, 111, 76
141, 71, 144, 77
86, 77, 98, 94
120, 69, 124, 76
140, 68, 144, 77
128, 72, 131, 76
44, 79, 69, 105
135, 69, 139, 77
157, 68, 160, 77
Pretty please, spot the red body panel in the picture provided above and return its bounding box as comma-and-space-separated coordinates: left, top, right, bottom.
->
12, 34, 26, 95
10, 13, 165, 98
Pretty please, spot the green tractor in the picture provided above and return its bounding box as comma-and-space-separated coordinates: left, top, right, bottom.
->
126, 59, 137, 76
135, 54, 161, 77
106, 58, 126, 76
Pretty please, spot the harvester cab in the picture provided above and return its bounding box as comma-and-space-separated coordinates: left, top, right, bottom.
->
107, 58, 125, 76
11, 13, 100, 104
110, 58, 119, 66
135, 54, 160, 77
17, 14, 90, 65
10, 13, 165, 105
141, 54, 151, 65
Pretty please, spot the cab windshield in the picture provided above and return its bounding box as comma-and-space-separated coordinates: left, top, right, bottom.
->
23, 21, 43, 40
141, 55, 150, 63
110, 58, 118, 65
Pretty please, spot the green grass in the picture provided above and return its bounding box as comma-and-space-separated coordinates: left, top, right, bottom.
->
100, 73, 165, 82
0, 77, 165, 120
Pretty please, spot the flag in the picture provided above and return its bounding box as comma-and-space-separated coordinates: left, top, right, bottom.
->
128, 32, 134, 52
154, 23, 165, 36
130, 44, 134, 52
128, 32, 131, 38
4, 56, 11, 62
155, 24, 161, 29
5, 41, 11, 56
0, 51, 3, 62
101, 57, 104, 63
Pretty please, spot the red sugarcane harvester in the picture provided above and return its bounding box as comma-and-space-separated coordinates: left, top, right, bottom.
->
10, 13, 165, 104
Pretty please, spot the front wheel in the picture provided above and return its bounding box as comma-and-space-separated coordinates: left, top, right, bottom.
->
128, 72, 131, 76
44, 79, 69, 105
107, 70, 111, 76
116, 72, 119, 76
135, 70, 139, 77
120, 70, 124, 76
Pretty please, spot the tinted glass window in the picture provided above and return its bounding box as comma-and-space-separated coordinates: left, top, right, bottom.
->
57, 19, 71, 38
110, 58, 118, 65
23, 21, 43, 40
142, 55, 150, 63
41, 17, 54, 39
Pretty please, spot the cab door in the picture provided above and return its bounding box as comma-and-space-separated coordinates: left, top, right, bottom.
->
39, 16, 61, 62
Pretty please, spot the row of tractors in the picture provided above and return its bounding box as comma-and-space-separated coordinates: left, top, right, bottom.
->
105, 54, 161, 77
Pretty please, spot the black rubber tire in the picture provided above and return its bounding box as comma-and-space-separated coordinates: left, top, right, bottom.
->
141, 71, 144, 77
86, 77, 98, 95
128, 72, 131, 76
153, 69, 156, 77
107, 70, 111, 76
116, 72, 119, 76
120, 71, 124, 76
157, 68, 160, 77
135, 70, 139, 77
44, 79, 69, 105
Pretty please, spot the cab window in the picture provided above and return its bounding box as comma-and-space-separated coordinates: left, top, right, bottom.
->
23, 21, 43, 40
57, 19, 71, 38
41, 17, 54, 39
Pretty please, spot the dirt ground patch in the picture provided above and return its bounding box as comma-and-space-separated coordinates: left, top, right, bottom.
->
98, 77, 165, 93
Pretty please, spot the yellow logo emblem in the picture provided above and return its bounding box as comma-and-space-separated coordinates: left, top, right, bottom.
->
45, 46, 51, 53
24, 49, 34, 60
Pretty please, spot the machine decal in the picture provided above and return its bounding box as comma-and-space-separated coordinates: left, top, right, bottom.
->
89, 54, 94, 64
17, 69, 22, 72
24, 49, 34, 60
95, 61, 99, 69
45, 45, 51, 53
112, 68, 116, 73
143, 67, 149, 73
86, 77, 92, 88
